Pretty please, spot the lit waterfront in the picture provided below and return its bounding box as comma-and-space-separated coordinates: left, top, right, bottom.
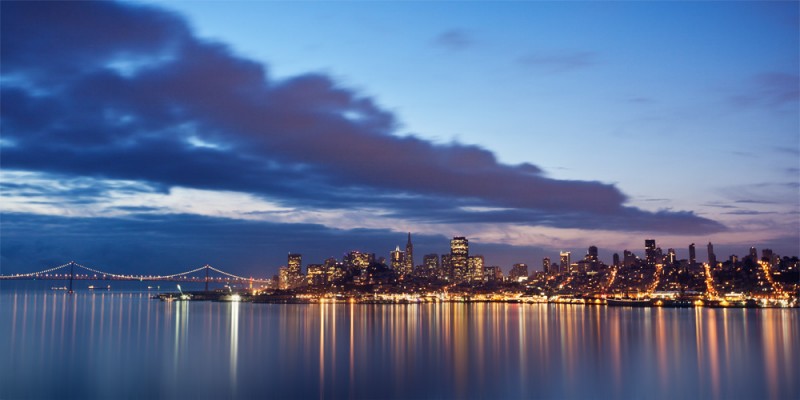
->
2, 287, 797, 399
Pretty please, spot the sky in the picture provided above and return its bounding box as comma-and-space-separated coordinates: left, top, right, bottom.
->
1, 1, 798, 276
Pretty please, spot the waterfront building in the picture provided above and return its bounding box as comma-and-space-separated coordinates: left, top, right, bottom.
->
543, 257, 551, 274
306, 264, 326, 286
689, 243, 697, 265
287, 253, 303, 288
483, 266, 502, 282
423, 254, 439, 277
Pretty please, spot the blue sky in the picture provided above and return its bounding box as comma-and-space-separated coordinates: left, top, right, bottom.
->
1, 1, 797, 275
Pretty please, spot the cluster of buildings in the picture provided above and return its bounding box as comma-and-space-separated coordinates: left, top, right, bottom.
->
271, 234, 798, 300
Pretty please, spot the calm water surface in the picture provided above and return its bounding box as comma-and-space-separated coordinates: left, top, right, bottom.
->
1, 286, 797, 399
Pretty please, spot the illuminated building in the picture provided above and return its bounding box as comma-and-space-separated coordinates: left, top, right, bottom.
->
645, 239, 657, 267
688, 243, 696, 265
623, 250, 636, 268
324, 257, 344, 283
708, 242, 717, 267
749, 247, 758, 261
306, 264, 326, 286
450, 237, 469, 283
509, 263, 528, 282
542, 257, 551, 274
585, 245, 599, 271
559, 251, 570, 274
468, 255, 484, 283
441, 254, 452, 280
667, 248, 676, 264
483, 266, 502, 282
287, 253, 303, 288
405, 232, 414, 276
278, 267, 289, 290
423, 254, 439, 277
391, 246, 406, 273
345, 251, 373, 271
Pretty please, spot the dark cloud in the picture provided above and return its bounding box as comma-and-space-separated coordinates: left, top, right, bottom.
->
433, 29, 473, 50
0, 1, 723, 234
516, 51, 597, 73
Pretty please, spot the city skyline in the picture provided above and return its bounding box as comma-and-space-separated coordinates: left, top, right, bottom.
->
1, 1, 798, 277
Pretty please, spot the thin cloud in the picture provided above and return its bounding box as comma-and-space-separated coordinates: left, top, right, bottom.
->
433, 29, 473, 50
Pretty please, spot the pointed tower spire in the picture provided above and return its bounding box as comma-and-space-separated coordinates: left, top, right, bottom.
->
407, 232, 412, 246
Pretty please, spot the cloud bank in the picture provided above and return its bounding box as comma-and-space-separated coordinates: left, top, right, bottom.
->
1, 1, 724, 234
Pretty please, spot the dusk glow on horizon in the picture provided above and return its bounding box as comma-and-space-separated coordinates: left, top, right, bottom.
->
1, 1, 798, 275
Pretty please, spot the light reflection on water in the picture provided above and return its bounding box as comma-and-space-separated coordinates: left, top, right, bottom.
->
1, 291, 798, 399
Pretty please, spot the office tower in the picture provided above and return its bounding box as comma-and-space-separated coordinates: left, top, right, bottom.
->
623, 250, 636, 268
588, 246, 598, 260
483, 266, 502, 282
306, 264, 325, 286
749, 247, 758, 260
730, 254, 738, 264
543, 257, 551, 274
391, 246, 407, 274
645, 239, 657, 267
324, 257, 342, 283
451, 237, 469, 283
468, 255, 484, 283
441, 254, 453, 280
423, 254, 439, 277
667, 248, 676, 264
707, 242, 717, 267
689, 243, 696, 265
560, 251, 571, 274
509, 263, 529, 281
345, 250, 373, 271
278, 267, 289, 290
288, 253, 303, 288
612, 253, 620, 267
405, 233, 414, 275
762, 249, 774, 266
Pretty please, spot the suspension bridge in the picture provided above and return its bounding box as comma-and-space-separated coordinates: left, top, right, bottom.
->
0, 261, 272, 292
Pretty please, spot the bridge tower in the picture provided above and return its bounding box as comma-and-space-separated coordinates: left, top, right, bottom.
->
68, 261, 75, 294
205, 265, 209, 292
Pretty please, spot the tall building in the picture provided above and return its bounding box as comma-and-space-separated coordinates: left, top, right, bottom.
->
404, 232, 414, 275
423, 254, 439, 277
645, 239, 657, 267
483, 266, 502, 282
586, 245, 599, 271
588, 246, 598, 260
450, 237, 469, 283
707, 242, 717, 266
612, 253, 620, 267
749, 247, 758, 260
762, 248, 774, 266
542, 257, 551, 274
509, 263, 529, 282
391, 246, 407, 274
441, 254, 453, 280
278, 267, 289, 290
688, 243, 696, 265
306, 264, 326, 286
623, 250, 636, 268
287, 253, 303, 288
345, 250, 373, 271
559, 251, 571, 274
468, 255, 484, 283
667, 248, 676, 264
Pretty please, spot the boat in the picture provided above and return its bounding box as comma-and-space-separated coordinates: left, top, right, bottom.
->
50, 286, 69, 291
88, 285, 111, 290
606, 298, 651, 307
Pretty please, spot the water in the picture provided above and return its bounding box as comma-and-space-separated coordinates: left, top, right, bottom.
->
1, 286, 798, 399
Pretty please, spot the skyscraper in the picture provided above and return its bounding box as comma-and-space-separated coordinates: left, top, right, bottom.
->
645, 239, 657, 267
287, 253, 303, 288
468, 255, 484, 283
423, 254, 439, 277
391, 246, 406, 273
450, 237, 469, 283
560, 251, 571, 274
404, 232, 414, 275
543, 257, 551, 274
688, 243, 696, 265
667, 248, 676, 264
509, 263, 529, 281
612, 253, 620, 267
707, 242, 717, 267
